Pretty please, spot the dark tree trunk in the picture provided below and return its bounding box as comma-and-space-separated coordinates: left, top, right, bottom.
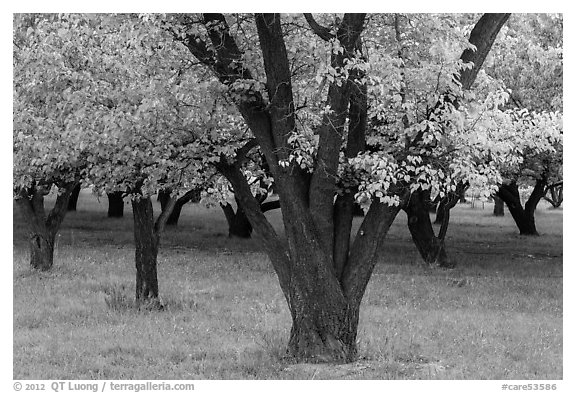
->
434, 199, 447, 224
405, 190, 450, 267
286, 280, 359, 362
165, 188, 201, 226
403, 14, 510, 266
543, 183, 563, 208
67, 184, 81, 211
220, 199, 253, 238
131, 197, 160, 301
157, 189, 171, 211
497, 180, 546, 236
459, 188, 467, 203
15, 182, 77, 270
129, 190, 176, 304
107, 191, 124, 218
493, 195, 505, 216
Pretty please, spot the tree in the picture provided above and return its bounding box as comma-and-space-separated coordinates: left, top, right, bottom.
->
79, 14, 206, 303
13, 14, 100, 270
400, 13, 510, 267
495, 110, 562, 235
484, 13, 563, 234
166, 13, 512, 362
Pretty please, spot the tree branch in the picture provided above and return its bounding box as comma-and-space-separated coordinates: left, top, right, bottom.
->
303, 14, 334, 41
216, 161, 291, 297
459, 13, 511, 90
154, 194, 177, 235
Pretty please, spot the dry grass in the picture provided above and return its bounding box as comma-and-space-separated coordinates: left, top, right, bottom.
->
13, 191, 562, 379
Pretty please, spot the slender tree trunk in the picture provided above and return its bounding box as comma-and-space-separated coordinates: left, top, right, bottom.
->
107, 192, 124, 218
15, 183, 77, 270
67, 184, 81, 211
157, 189, 171, 212
434, 199, 447, 224
497, 180, 546, 235
131, 197, 160, 301
493, 195, 505, 216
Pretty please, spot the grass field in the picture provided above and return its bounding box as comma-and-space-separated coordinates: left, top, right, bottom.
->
13, 191, 563, 379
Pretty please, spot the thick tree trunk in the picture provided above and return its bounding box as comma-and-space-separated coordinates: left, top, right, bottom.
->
286, 287, 359, 363
27, 224, 55, 270
107, 191, 124, 218
131, 197, 160, 301
67, 184, 81, 211
15, 183, 77, 270
493, 195, 505, 216
497, 181, 546, 236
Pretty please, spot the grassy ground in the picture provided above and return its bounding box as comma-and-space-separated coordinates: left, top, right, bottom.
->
13, 191, 562, 379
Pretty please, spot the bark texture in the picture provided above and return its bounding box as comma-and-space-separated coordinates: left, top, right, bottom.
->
131, 193, 176, 303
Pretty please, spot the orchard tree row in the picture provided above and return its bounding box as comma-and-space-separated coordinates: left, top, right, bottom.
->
13, 13, 562, 363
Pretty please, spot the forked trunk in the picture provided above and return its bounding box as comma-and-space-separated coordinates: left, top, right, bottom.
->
165, 188, 201, 226
132, 197, 160, 300
16, 182, 77, 270
497, 181, 545, 236
405, 190, 450, 267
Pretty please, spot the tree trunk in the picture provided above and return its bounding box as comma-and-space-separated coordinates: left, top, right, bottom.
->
543, 184, 563, 208
497, 180, 546, 235
405, 190, 451, 267
493, 195, 505, 216
220, 200, 253, 238
15, 182, 77, 270
67, 184, 81, 211
131, 197, 160, 301
165, 188, 201, 226
107, 191, 124, 218
27, 223, 55, 270
286, 283, 359, 363
434, 199, 447, 224
157, 189, 171, 211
